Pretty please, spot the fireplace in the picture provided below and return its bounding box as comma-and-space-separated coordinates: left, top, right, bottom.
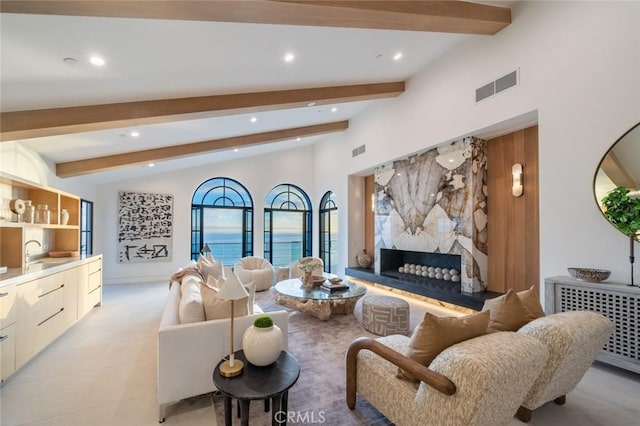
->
380, 248, 462, 288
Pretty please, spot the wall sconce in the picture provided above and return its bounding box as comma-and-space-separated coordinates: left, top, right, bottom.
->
512, 163, 524, 197
371, 193, 376, 213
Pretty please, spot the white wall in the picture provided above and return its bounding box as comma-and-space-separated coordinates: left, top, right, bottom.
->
96, 145, 316, 284
315, 1, 640, 291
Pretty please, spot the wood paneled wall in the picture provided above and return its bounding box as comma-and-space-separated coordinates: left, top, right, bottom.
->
486, 126, 539, 293
364, 175, 375, 267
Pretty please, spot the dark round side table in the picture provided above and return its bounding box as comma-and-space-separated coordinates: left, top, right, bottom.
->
213, 350, 300, 426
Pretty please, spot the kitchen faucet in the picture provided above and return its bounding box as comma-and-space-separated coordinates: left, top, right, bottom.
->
24, 239, 42, 264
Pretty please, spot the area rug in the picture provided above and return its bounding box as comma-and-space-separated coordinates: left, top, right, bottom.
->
213, 288, 394, 425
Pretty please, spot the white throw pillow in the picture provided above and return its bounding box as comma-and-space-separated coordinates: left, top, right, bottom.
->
207, 275, 256, 315
198, 254, 224, 281
179, 276, 205, 324
200, 280, 249, 320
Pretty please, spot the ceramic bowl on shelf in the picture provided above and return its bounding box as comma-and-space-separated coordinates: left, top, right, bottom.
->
567, 267, 611, 282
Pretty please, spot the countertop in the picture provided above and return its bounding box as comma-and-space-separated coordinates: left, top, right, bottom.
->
0, 254, 102, 287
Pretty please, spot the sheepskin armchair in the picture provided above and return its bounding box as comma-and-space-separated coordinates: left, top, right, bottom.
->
515, 311, 613, 422
234, 256, 274, 291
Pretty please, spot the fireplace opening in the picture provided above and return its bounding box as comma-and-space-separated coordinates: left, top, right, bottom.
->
380, 248, 462, 290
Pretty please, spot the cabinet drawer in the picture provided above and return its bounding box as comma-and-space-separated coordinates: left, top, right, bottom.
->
36, 287, 64, 326
36, 273, 65, 296
87, 285, 101, 308
36, 309, 64, 352
0, 284, 16, 329
88, 260, 101, 275
1, 323, 16, 382
88, 271, 101, 293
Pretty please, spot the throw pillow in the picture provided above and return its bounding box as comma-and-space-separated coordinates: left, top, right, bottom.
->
207, 275, 256, 315
482, 286, 545, 319
484, 289, 537, 332
398, 310, 490, 382
178, 276, 205, 324
200, 280, 249, 321
197, 254, 224, 282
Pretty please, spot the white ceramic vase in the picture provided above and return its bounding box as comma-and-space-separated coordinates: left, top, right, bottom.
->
60, 209, 70, 225
242, 324, 284, 366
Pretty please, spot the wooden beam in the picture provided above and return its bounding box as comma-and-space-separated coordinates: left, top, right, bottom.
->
0, 1, 511, 35
1, 82, 401, 141
601, 151, 636, 189
55, 120, 348, 178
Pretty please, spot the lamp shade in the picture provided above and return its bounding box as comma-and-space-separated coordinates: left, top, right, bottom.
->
217, 271, 249, 301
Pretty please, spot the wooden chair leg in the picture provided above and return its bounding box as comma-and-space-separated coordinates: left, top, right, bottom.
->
554, 395, 567, 405
516, 406, 532, 423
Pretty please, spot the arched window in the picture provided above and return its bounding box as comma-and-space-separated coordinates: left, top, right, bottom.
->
191, 177, 253, 265
264, 184, 312, 266
319, 191, 338, 273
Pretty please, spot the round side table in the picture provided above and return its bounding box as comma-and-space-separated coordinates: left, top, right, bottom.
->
213, 350, 300, 426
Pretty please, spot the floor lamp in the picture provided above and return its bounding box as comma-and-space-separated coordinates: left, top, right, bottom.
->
217, 273, 249, 377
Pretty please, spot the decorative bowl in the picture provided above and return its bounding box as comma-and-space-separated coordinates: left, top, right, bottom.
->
312, 276, 326, 284
567, 267, 611, 282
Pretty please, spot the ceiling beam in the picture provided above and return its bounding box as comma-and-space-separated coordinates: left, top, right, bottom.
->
0, 1, 511, 35
1, 82, 401, 142
55, 120, 348, 178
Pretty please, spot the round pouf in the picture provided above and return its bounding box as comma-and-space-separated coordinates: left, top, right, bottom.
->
362, 296, 410, 336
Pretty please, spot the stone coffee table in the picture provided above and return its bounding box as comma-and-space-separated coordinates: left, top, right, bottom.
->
274, 278, 366, 320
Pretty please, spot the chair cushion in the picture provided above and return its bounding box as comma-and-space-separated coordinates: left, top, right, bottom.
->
483, 285, 545, 319
398, 310, 490, 382
484, 289, 538, 332
178, 277, 205, 324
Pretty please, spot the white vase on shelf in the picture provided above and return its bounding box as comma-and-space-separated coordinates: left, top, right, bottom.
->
60, 209, 70, 225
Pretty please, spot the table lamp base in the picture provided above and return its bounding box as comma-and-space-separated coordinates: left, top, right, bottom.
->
219, 359, 244, 377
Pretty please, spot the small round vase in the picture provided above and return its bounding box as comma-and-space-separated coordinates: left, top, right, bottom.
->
242, 324, 284, 366
60, 209, 70, 225
356, 250, 372, 268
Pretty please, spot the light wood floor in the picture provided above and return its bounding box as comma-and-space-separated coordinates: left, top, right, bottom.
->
1, 281, 638, 425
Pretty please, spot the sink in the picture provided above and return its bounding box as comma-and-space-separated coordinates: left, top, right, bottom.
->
28, 257, 74, 266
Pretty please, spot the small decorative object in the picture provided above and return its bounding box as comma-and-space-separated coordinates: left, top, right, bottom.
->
298, 259, 322, 289
242, 315, 283, 366
451, 274, 461, 282
35, 204, 50, 224
60, 209, 69, 225
217, 273, 250, 377
567, 267, 611, 283
398, 266, 404, 273
9, 198, 25, 221
450, 269, 460, 276
356, 250, 372, 268
435, 272, 443, 280
443, 273, 451, 281
21, 200, 35, 223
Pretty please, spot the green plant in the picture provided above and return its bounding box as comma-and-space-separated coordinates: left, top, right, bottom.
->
253, 315, 274, 328
601, 187, 640, 237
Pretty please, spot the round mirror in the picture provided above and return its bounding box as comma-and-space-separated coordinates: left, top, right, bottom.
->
594, 122, 640, 242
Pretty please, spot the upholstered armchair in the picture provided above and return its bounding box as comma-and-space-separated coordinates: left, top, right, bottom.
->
346, 332, 549, 426
515, 311, 613, 422
288, 257, 324, 279
234, 256, 274, 291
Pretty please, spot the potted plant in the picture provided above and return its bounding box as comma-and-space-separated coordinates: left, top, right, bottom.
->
601, 186, 640, 286
242, 315, 284, 366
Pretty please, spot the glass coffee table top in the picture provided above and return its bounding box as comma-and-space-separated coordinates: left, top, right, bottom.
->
274, 278, 366, 301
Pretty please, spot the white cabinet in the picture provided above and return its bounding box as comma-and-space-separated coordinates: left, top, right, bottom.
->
86, 259, 102, 311
1, 284, 17, 382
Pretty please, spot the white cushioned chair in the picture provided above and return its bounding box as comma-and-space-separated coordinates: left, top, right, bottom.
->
234, 256, 274, 291
515, 311, 613, 422
346, 332, 548, 426
288, 256, 324, 279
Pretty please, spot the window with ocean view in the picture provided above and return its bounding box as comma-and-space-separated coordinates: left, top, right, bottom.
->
191, 177, 253, 265
319, 191, 338, 273
264, 184, 311, 267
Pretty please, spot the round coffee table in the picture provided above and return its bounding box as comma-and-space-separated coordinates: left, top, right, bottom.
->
213, 350, 300, 426
274, 278, 367, 320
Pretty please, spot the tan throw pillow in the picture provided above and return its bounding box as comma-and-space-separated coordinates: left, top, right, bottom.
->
484, 289, 537, 332
398, 310, 490, 382
208, 275, 256, 315
197, 254, 224, 282
516, 286, 546, 318
178, 276, 205, 324
200, 280, 249, 321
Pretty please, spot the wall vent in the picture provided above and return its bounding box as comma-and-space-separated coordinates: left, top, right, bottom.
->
475, 70, 518, 103
352, 144, 366, 157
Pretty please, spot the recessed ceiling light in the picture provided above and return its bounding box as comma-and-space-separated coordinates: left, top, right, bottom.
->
148, 163, 155, 168
393, 52, 403, 61
284, 52, 295, 63
234, 148, 239, 152
89, 56, 105, 66
250, 117, 257, 123
296, 137, 301, 141
331, 107, 338, 113
307, 102, 316, 107
63, 57, 77, 65
130, 131, 140, 137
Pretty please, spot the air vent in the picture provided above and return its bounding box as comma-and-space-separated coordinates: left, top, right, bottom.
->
475, 70, 518, 103
352, 144, 366, 157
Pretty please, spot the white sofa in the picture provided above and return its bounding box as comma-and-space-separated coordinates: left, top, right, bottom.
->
158, 281, 289, 422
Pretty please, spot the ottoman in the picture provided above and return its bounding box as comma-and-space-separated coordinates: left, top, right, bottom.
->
362, 295, 410, 336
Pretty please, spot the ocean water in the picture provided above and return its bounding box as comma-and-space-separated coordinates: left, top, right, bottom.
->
202, 232, 302, 267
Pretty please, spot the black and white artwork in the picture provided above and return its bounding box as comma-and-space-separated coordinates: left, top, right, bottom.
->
118, 191, 173, 263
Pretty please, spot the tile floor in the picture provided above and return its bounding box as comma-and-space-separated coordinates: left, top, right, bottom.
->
1, 281, 639, 425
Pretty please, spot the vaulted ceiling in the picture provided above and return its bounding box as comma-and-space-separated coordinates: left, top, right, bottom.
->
0, 1, 511, 184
